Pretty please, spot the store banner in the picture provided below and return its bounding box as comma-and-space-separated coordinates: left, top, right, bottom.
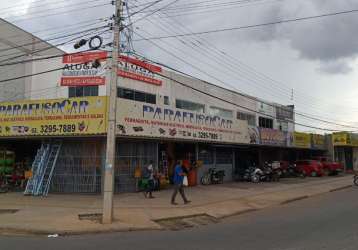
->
332, 132, 349, 146
350, 133, 358, 147
294, 132, 311, 148
311, 134, 325, 149
118, 55, 163, 86
276, 105, 294, 121
0, 97, 107, 137
116, 99, 250, 144
61, 51, 108, 86
248, 126, 260, 144
259, 128, 287, 146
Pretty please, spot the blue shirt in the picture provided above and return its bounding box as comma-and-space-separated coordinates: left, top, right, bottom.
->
173, 164, 184, 185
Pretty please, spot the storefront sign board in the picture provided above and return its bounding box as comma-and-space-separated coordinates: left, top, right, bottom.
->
0, 97, 107, 136
61, 51, 107, 86
311, 134, 325, 149
259, 128, 287, 146
332, 132, 349, 146
116, 99, 249, 144
293, 132, 311, 148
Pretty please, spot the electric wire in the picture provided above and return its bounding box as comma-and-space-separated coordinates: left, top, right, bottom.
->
130, 31, 358, 130
134, 54, 355, 132
133, 8, 358, 41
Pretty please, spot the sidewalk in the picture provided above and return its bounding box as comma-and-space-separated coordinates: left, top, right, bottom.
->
0, 175, 353, 235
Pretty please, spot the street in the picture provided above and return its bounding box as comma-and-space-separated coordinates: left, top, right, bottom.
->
1, 187, 357, 250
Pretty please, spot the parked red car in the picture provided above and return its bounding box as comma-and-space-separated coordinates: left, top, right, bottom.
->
313, 157, 343, 175
295, 160, 324, 177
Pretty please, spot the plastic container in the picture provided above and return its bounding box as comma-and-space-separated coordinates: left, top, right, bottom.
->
188, 169, 197, 186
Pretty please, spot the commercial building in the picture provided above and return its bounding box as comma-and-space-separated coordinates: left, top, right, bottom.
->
0, 20, 330, 194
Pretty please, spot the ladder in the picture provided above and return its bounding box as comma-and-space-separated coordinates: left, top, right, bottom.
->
34, 142, 62, 196
24, 142, 62, 196
24, 144, 50, 195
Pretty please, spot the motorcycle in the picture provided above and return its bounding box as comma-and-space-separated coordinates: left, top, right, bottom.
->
286, 163, 306, 178
261, 162, 280, 182
353, 173, 358, 186
201, 168, 225, 185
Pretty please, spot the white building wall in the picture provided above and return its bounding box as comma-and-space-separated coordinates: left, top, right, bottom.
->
28, 54, 293, 130
0, 58, 27, 102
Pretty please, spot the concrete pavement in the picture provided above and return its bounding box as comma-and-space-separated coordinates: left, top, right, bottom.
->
0, 175, 353, 235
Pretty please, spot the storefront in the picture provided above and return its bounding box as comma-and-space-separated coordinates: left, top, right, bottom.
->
332, 132, 358, 172
0, 96, 107, 193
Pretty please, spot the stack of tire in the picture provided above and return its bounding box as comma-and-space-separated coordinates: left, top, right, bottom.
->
0, 150, 15, 175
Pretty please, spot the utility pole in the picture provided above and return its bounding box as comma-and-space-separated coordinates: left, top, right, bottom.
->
102, 0, 122, 224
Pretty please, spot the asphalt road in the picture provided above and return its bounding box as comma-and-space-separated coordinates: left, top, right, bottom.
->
2, 187, 358, 250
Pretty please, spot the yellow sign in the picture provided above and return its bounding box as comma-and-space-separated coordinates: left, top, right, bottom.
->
332, 132, 349, 146
0, 97, 107, 137
350, 134, 358, 147
311, 134, 325, 148
294, 132, 311, 148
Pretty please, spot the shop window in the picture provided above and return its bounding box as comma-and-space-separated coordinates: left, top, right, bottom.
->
117, 87, 156, 104
259, 116, 273, 129
216, 148, 233, 164
237, 112, 256, 126
198, 145, 213, 164
69, 86, 98, 98
176, 99, 205, 113
209, 106, 233, 118
164, 96, 169, 105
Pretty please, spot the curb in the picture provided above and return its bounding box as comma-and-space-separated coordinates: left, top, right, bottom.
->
280, 195, 309, 205
0, 179, 352, 236
329, 185, 352, 192
216, 208, 258, 219
0, 226, 163, 237
154, 213, 209, 223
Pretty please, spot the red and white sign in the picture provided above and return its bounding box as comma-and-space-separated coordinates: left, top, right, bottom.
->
60, 52, 163, 87
118, 55, 162, 86
60, 76, 105, 86
62, 51, 108, 64
61, 52, 108, 87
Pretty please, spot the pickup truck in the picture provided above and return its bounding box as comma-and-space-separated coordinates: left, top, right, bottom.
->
313, 157, 343, 175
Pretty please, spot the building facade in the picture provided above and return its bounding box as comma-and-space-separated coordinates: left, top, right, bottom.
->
0, 21, 330, 193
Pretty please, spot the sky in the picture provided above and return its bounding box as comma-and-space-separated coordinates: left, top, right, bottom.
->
1, 0, 358, 133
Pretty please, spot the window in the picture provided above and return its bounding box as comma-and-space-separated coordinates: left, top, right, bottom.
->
209, 106, 233, 118
69, 86, 98, 98
117, 87, 156, 104
259, 117, 273, 129
176, 99, 205, 113
278, 121, 288, 131
164, 96, 169, 105
237, 112, 256, 126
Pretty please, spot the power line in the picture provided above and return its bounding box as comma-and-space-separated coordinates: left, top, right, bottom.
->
0, 54, 111, 86
0, 21, 108, 55
146, 9, 358, 124
129, 30, 358, 130
128, 0, 166, 18
132, 3, 358, 117
1, 0, 108, 19
8, 2, 112, 24
133, 8, 358, 41
0, 26, 109, 63
0, 39, 112, 68
135, 54, 355, 132
125, 0, 181, 26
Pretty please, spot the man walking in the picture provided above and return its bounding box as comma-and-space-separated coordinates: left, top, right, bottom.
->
143, 160, 155, 198
171, 161, 191, 205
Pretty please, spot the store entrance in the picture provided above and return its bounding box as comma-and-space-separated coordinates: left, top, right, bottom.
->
0, 139, 41, 192
158, 142, 196, 184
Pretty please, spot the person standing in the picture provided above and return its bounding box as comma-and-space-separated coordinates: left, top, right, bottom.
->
143, 160, 155, 199
171, 161, 191, 205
